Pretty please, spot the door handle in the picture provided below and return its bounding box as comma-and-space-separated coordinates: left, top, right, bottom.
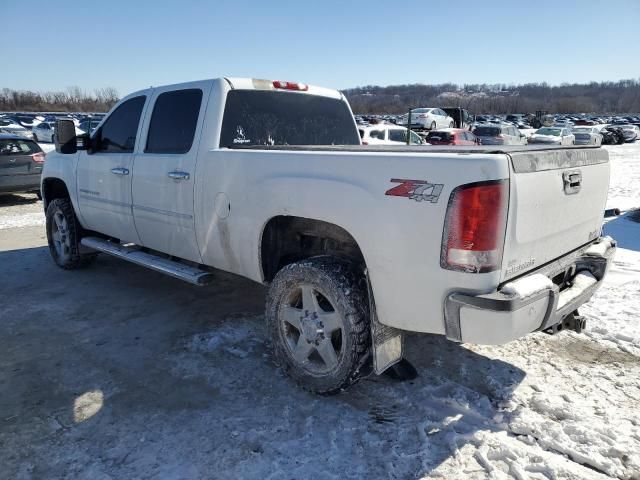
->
167, 171, 190, 180
111, 167, 129, 175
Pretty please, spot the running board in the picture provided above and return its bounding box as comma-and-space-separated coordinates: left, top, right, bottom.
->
80, 237, 214, 286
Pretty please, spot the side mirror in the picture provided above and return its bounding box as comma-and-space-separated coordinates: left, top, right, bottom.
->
55, 120, 78, 154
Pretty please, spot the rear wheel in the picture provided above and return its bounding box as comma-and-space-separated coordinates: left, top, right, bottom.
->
430, 121, 436, 130
449, 122, 454, 128
266, 256, 371, 394
46, 198, 97, 269
33, 132, 39, 142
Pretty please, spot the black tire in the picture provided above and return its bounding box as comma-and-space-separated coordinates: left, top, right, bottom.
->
46, 197, 97, 269
266, 256, 371, 394
449, 122, 454, 128
33, 132, 39, 142
430, 121, 436, 130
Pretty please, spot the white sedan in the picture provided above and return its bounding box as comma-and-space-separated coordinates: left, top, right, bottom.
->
572, 126, 603, 146
528, 127, 575, 145
32, 121, 84, 143
358, 124, 424, 145
395, 108, 455, 130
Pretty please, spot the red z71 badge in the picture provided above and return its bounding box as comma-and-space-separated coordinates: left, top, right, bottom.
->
385, 179, 444, 203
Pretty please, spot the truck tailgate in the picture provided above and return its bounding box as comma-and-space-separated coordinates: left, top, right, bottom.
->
501, 148, 609, 282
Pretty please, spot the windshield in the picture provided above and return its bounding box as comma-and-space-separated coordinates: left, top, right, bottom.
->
536, 128, 561, 136
472, 126, 500, 136
220, 90, 360, 147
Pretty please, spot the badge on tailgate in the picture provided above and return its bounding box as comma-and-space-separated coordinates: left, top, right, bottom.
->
385, 179, 444, 203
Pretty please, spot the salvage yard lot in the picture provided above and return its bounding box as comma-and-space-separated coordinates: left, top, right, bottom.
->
1, 145, 640, 479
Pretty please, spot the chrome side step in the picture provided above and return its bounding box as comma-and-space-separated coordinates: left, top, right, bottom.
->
80, 236, 214, 286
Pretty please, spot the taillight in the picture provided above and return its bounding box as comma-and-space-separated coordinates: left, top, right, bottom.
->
272, 80, 309, 91
417, 114, 428, 119
441, 180, 509, 273
31, 152, 45, 163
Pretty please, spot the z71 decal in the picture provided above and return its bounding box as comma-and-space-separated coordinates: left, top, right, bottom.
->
385, 179, 444, 203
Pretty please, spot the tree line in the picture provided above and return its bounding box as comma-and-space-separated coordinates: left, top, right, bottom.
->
344, 79, 640, 115
0, 87, 119, 113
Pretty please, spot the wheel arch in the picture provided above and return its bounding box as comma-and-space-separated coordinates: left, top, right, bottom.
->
259, 215, 367, 283
42, 177, 71, 210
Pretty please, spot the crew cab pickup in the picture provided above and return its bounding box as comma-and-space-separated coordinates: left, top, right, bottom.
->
42, 77, 615, 393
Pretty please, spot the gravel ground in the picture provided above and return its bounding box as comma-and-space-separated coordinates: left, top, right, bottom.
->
0, 143, 639, 479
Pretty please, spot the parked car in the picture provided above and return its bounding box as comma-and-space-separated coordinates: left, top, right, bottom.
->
358, 124, 424, 145
425, 128, 479, 145
396, 108, 455, 130
0, 133, 45, 197
602, 126, 625, 145
0, 118, 34, 139
572, 126, 603, 146
42, 77, 615, 394
471, 123, 527, 145
615, 124, 639, 142
78, 119, 102, 134
33, 121, 84, 143
528, 127, 575, 145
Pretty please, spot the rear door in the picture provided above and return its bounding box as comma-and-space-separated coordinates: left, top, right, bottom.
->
501, 148, 610, 281
76, 94, 148, 242
132, 82, 209, 263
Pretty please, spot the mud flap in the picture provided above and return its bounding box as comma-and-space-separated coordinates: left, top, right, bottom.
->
365, 270, 404, 374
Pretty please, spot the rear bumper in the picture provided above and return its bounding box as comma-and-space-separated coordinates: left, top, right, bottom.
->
443, 236, 616, 344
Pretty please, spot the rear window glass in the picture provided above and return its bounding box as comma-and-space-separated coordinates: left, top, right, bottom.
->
388, 130, 408, 142
426, 131, 452, 141
0, 139, 41, 155
473, 126, 500, 136
146, 89, 203, 154
220, 90, 360, 147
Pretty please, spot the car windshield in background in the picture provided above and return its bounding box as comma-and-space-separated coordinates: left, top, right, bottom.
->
0, 139, 40, 155
220, 90, 360, 147
537, 128, 561, 136
473, 127, 500, 136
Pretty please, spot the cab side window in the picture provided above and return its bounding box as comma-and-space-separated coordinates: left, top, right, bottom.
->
95, 96, 146, 153
145, 89, 203, 154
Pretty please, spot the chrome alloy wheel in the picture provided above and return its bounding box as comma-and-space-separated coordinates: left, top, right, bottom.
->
279, 284, 344, 375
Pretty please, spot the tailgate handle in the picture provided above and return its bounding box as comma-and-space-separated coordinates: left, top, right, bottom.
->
563, 170, 582, 194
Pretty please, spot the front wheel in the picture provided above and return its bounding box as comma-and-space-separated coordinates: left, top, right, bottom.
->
266, 256, 371, 394
46, 198, 97, 269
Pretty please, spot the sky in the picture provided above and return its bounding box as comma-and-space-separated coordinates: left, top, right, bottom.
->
2, 0, 639, 96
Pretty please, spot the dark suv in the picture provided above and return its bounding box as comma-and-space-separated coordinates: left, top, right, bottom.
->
0, 133, 45, 197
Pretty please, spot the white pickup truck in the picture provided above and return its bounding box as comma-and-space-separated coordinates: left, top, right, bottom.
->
42, 77, 615, 393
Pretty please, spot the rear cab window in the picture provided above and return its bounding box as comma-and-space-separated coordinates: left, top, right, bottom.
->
220, 90, 360, 147
145, 89, 203, 154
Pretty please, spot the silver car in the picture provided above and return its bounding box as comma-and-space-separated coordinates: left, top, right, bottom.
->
528, 127, 576, 146
572, 127, 603, 146
471, 123, 527, 145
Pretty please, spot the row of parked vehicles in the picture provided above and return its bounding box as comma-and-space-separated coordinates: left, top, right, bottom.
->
356, 107, 640, 146
0, 112, 104, 142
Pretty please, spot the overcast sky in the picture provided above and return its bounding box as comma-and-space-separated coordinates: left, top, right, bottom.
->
3, 0, 639, 96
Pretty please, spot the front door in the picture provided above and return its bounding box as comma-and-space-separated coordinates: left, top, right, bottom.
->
76, 94, 149, 243
131, 83, 209, 263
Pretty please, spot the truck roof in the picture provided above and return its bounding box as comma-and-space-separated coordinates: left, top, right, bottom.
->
123, 77, 344, 101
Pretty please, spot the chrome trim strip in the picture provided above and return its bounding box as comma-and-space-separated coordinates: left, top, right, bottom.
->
132, 204, 193, 219
78, 194, 130, 209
